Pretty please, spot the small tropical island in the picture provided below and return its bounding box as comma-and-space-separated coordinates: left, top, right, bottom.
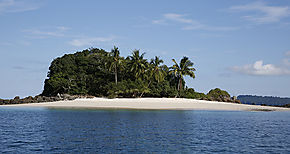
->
42, 47, 234, 101
1, 47, 289, 111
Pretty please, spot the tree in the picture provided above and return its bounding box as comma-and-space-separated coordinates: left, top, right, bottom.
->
109, 46, 122, 84
42, 47, 202, 99
42, 72, 70, 96
140, 56, 166, 97
207, 88, 231, 102
150, 56, 166, 82
128, 50, 148, 80
169, 56, 196, 95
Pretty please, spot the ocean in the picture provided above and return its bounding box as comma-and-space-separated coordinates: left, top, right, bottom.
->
0, 107, 289, 153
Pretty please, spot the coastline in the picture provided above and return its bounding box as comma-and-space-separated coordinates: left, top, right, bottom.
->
2, 98, 290, 111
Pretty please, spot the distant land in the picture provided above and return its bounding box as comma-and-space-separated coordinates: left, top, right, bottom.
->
238, 95, 290, 107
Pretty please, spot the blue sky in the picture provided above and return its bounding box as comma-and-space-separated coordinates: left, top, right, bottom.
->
1, 0, 290, 99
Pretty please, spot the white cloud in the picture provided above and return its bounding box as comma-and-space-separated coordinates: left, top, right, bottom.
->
25, 30, 64, 37
23, 26, 70, 38
153, 13, 238, 31
163, 13, 195, 24
69, 36, 116, 47
230, 2, 290, 23
56, 26, 70, 31
0, 0, 40, 14
152, 19, 166, 25
232, 60, 290, 76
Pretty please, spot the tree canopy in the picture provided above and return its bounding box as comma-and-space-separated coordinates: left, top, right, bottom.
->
42, 48, 179, 98
42, 47, 233, 102
169, 56, 196, 96
238, 95, 290, 106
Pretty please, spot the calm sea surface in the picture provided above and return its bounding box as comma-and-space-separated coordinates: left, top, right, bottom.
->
0, 107, 289, 153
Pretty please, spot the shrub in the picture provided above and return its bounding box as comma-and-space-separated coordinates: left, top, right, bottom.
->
207, 88, 231, 102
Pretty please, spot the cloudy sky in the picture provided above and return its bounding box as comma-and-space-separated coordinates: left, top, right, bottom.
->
1, 0, 290, 99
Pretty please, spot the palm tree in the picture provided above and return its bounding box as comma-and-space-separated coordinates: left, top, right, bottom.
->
150, 56, 166, 83
128, 50, 148, 79
109, 46, 122, 84
169, 56, 196, 94
140, 56, 166, 97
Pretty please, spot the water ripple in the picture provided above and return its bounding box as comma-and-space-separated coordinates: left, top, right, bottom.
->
0, 108, 289, 153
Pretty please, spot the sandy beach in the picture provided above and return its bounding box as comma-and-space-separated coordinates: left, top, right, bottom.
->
2, 98, 290, 111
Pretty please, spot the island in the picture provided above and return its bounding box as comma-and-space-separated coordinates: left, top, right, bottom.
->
1, 47, 289, 111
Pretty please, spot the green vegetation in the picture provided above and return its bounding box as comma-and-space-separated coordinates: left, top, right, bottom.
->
41, 47, 235, 102
238, 95, 290, 107
169, 57, 196, 97
207, 88, 231, 102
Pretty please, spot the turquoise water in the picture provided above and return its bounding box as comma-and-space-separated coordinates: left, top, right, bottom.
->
0, 107, 289, 153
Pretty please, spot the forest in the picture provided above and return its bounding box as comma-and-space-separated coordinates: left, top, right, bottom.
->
41, 47, 235, 102
238, 95, 290, 107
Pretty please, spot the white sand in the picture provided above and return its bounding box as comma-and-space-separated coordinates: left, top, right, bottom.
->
2, 98, 290, 111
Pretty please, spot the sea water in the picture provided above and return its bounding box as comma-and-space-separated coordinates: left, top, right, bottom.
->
0, 107, 289, 153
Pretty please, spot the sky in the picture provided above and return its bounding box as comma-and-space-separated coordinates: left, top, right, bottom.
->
1, 0, 290, 99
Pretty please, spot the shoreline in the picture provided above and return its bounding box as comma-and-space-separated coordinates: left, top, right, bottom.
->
2, 98, 290, 111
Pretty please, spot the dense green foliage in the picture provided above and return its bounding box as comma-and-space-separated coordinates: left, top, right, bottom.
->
42, 47, 197, 98
169, 57, 196, 95
207, 88, 231, 101
41, 47, 234, 102
238, 95, 290, 106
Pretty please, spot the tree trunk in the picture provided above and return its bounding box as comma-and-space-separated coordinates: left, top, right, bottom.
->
115, 66, 118, 85
140, 80, 152, 98
177, 77, 180, 91
175, 77, 182, 98
179, 78, 182, 92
